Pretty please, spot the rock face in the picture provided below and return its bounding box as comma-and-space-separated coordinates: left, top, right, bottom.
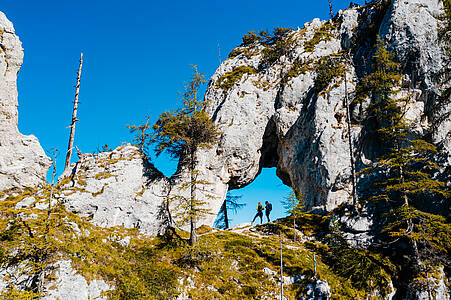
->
0, 12, 51, 191
59, 144, 170, 236
51, 0, 450, 229
42, 260, 112, 300
178, 0, 449, 219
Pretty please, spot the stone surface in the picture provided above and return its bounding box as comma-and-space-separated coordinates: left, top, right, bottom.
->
58, 144, 170, 236
179, 0, 450, 219
300, 279, 331, 300
0, 11, 51, 191
42, 260, 112, 300
406, 267, 450, 300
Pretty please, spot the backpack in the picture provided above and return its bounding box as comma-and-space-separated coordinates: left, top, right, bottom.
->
267, 203, 272, 212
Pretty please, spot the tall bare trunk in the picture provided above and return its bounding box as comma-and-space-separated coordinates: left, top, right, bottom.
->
64, 52, 83, 171
344, 66, 358, 206
280, 230, 284, 300
224, 200, 229, 229
328, 0, 333, 19
48, 149, 58, 216
217, 41, 222, 65
189, 146, 198, 246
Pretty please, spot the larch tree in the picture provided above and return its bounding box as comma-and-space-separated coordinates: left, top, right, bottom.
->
360, 37, 450, 294
127, 114, 152, 157
214, 194, 245, 230
282, 187, 304, 242
152, 66, 221, 245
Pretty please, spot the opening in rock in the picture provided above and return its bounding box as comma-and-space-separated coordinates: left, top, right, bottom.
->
215, 167, 291, 228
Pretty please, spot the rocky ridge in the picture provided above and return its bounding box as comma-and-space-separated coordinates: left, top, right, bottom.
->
0, 12, 51, 191
0, 0, 450, 298
193, 0, 450, 216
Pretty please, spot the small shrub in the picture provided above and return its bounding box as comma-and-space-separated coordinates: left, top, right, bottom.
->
216, 66, 257, 92
281, 58, 314, 85
304, 22, 336, 52
241, 30, 260, 46
314, 56, 345, 92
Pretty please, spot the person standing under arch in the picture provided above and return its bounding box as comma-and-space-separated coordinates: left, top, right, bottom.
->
265, 201, 272, 222
251, 202, 264, 225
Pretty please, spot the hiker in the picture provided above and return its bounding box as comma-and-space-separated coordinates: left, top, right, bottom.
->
251, 202, 264, 225
265, 201, 272, 222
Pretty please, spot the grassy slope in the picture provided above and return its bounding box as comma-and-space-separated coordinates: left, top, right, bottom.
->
0, 186, 397, 299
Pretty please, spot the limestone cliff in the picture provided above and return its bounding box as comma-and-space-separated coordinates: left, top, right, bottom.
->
58, 144, 170, 236
185, 0, 450, 219
0, 1, 450, 298
43, 0, 451, 231
0, 12, 51, 190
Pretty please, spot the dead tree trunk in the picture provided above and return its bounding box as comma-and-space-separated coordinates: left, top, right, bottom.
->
342, 53, 358, 206
328, 0, 333, 19
48, 149, 58, 215
224, 200, 229, 229
64, 52, 83, 171
280, 230, 284, 300
344, 70, 358, 205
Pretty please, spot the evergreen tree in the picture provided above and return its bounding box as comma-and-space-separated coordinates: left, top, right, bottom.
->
127, 114, 152, 157
152, 66, 221, 245
282, 187, 304, 242
214, 194, 245, 230
360, 37, 450, 295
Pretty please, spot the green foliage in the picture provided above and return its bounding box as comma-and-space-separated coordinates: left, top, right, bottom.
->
153, 65, 221, 245
0, 188, 180, 299
240, 30, 260, 46
0, 186, 406, 299
357, 36, 407, 147
304, 22, 336, 52
126, 114, 152, 157
259, 27, 296, 70
314, 56, 345, 93
362, 139, 449, 205
383, 205, 451, 256
281, 57, 314, 86
357, 36, 451, 295
214, 194, 245, 229
282, 187, 305, 217
216, 66, 257, 92
319, 245, 396, 297
228, 47, 259, 59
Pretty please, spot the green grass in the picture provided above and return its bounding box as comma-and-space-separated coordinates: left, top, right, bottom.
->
0, 188, 398, 299
304, 22, 336, 52
216, 66, 257, 92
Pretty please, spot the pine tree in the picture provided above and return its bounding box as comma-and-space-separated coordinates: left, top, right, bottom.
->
282, 187, 304, 242
152, 66, 221, 245
127, 114, 152, 156
214, 194, 245, 229
360, 37, 450, 294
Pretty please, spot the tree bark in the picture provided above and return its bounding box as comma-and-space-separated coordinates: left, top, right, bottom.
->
48, 150, 58, 216
224, 199, 229, 229
344, 65, 358, 206
328, 0, 333, 19
280, 230, 284, 300
189, 146, 198, 246
64, 52, 83, 171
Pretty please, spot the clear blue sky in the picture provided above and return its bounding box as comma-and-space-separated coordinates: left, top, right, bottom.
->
2, 0, 364, 227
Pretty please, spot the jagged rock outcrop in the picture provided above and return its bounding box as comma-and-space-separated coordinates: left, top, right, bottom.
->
0, 12, 51, 191
179, 0, 450, 219
42, 260, 111, 300
53, 0, 449, 229
58, 144, 170, 236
